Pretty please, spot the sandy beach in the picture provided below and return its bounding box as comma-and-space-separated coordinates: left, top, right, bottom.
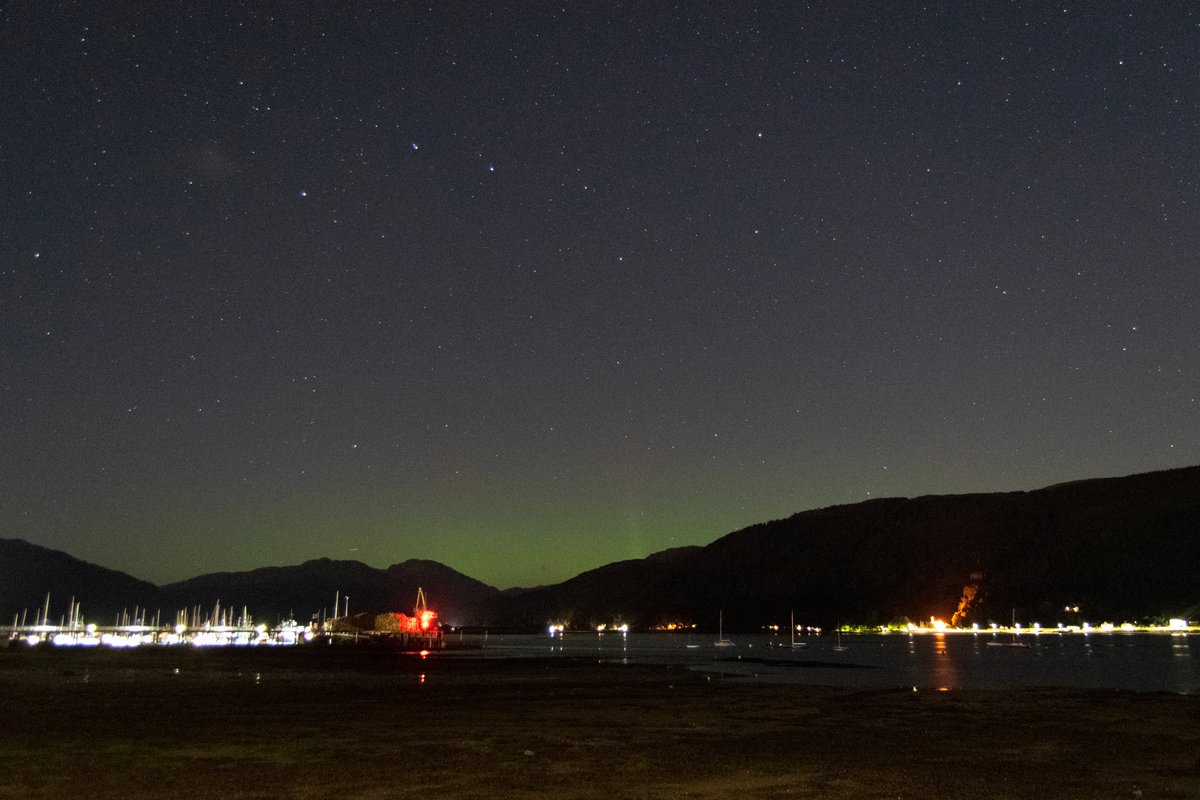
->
1, 646, 1197, 799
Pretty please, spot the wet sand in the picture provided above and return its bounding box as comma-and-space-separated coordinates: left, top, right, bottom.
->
1, 646, 1198, 799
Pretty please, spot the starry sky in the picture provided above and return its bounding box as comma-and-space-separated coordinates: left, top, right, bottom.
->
2, 3, 1197, 589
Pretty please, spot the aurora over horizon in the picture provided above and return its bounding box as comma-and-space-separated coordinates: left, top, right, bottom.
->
2, 3, 1197, 589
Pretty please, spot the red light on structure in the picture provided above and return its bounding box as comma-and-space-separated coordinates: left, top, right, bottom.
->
391, 590, 440, 635
394, 613, 424, 633
385, 589, 442, 640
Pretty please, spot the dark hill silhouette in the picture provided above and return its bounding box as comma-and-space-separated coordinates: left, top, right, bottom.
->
0, 539, 163, 623
0, 542, 498, 627
2, 466, 1197, 631
498, 466, 1200, 631
162, 558, 500, 625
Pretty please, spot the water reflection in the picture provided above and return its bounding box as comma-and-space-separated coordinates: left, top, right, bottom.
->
928, 632, 959, 688
457, 631, 1198, 692
1172, 633, 1191, 657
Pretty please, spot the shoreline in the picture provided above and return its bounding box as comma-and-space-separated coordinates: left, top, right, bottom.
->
2, 648, 1198, 798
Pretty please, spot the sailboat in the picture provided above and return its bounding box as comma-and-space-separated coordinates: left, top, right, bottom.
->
832, 626, 849, 652
790, 611, 808, 649
713, 611, 734, 647
987, 609, 1031, 648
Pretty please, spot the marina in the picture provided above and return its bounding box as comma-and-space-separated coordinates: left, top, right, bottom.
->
4, 589, 445, 650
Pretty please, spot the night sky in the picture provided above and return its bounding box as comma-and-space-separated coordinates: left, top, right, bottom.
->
2, 3, 1197, 589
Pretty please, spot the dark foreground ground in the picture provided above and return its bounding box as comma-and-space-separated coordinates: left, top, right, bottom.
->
1, 645, 1198, 799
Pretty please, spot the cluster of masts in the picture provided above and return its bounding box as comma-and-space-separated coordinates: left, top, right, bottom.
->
5, 587, 425, 649
4, 593, 321, 651
9, 594, 274, 632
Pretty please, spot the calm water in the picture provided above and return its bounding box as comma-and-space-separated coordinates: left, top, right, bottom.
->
452, 631, 1199, 693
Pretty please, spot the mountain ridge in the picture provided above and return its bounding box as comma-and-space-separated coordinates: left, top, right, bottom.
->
2, 464, 1197, 628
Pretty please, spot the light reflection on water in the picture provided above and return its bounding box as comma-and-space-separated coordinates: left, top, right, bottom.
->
454, 631, 1199, 693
